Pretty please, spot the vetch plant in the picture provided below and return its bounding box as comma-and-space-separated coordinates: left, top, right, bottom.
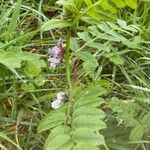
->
37, 0, 150, 150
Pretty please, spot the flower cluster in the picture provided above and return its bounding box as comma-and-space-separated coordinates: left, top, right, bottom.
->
48, 38, 65, 69
51, 91, 67, 109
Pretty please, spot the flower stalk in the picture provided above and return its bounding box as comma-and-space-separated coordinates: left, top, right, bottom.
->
65, 29, 74, 124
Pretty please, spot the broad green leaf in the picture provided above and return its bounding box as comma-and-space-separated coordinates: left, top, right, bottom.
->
38, 112, 65, 133
124, 0, 137, 9
24, 60, 41, 78
73, 143, 99, 150
41, 19, 69, 31
129, 125, 144, 141
73, 128, 105, 145
72, 116, 106, 131
44, 134, 73, 150
73, 107, 105, 119
7, 0, 22, 33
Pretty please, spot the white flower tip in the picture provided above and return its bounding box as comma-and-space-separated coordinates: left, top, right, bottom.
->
57, 91, 66, 100
51, 99, 64, 109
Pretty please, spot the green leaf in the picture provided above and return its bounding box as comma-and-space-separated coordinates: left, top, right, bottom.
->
44, 125, 71, 149
109, 55, 124, 65
76, 51, 99, 73
48, 125, 71, 137
77, 32, 92, 42
75, 86, 107, 100
70, 37, 80, 51
124, 0, 137, 9
41, 19, 69, 31
109, 97, 141, 127
38, 112, 65, 133
73, 107, 105, 119
84, 0, 92, 6
100, 0, 117, 13
73, 128, 105, 145
7, 0, 22, 33
129, 125, 144, 141
73, 143, 99, 150
0, 51, 22, 68
112, 0, 126, 8
21, 83, 35, 91
34, 75, 45, 86
141, 113, 150, 133
24, 60, 41, 78
44, 134, 73, 150
117, 19, 127, 28
72, 116, 106, 131
74, 86, 106, 109
74, 97, 105, 110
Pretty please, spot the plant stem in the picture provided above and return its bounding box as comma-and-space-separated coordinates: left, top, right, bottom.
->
65, 29, 74, 124
12, 74, 17, 119
104, 143, 110, 150
65, 29, 73, 95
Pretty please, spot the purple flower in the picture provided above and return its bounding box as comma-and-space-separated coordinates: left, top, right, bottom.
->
48, 38, 65, 69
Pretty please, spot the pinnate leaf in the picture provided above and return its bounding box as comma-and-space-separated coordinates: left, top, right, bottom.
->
73, 128, 105, 146
73, 107, 105, 119
44, 134, 73, 150
38, 112, 65, 133
129, 125, 144, 141
72, 116, 106, 131
73, 143, 99, 150
41, 19, 69, 31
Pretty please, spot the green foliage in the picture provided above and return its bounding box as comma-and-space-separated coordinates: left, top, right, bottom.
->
56, 0, 137, 24
41, 19, 69, 31
1, 0, 150, 149
108, 97, 150, 142
38, 86, 107, 149
7, 0, 21, 33
76, 51, 99, 73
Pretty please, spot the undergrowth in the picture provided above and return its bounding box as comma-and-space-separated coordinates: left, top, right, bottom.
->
0, 0, 150, 150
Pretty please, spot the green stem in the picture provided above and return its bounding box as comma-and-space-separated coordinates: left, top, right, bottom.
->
104, 143, 110, 150
65, 29, 74, 124
12, 74, 17, 119
65, 29, 73, 95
